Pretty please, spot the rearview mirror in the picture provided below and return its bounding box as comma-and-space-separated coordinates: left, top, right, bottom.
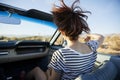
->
0, 16, 21, 25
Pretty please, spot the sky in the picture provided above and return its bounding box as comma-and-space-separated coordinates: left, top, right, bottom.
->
0, 0, 120, 35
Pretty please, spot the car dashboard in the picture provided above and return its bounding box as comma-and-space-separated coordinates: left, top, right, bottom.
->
0, 41, 50, 64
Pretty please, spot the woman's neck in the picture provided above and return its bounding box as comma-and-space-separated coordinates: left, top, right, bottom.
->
66, 39, 80, 48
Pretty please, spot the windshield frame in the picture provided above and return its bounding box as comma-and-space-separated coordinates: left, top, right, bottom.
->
0, 3, 57, 42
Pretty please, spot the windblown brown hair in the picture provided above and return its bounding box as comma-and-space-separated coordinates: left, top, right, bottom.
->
52, 0, 91, 41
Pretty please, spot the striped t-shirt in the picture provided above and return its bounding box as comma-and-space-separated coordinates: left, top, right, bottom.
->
48, 40, 99, 80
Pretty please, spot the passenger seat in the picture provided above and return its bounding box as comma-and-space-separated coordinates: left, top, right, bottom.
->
75, 61, 117, 80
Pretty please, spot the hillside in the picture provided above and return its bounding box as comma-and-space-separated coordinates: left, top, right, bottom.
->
98, 34, 120, 54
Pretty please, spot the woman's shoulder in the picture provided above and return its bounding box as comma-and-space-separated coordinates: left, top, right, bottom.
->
86, 40, 99, 46
58, 47, 72, 53
53, 47, 71, 55
86, 40, 99, 52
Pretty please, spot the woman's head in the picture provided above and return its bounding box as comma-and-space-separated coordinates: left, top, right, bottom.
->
52, 0, 91, 41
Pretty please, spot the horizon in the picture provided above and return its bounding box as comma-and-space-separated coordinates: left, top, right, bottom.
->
0, 33, 119, 38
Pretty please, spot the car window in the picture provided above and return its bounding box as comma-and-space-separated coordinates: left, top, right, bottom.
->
0, 11, 57, 42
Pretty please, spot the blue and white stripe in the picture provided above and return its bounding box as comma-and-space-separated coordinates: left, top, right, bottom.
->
48, 40, 99, 80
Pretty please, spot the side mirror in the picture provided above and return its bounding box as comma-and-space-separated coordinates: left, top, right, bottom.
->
0, 15, 21, 25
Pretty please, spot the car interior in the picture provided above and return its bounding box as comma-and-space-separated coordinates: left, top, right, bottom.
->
0, 2, 120, 80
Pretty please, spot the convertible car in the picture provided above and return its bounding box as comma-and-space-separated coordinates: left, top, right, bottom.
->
0, 2, 120, 80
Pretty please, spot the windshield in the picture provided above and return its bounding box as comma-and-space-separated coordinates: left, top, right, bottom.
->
0, 11, 57, 42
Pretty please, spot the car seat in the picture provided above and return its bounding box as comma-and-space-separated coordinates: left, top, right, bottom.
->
110, 56, 120, 80
75, 61, 117, 80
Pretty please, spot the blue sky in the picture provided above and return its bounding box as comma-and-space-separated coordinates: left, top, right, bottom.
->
0, 0, 120, 35
80, 0, 120, 34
